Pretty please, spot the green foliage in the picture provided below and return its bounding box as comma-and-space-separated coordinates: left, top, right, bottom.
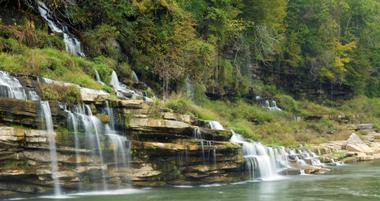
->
165, 97, 191, 114
3, 0, 380, 146
0, 41, 111, 89
40, 84, 81, 104
81, 25, 121, 59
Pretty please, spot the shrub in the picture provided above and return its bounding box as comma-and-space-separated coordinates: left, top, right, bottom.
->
40, 84, 81, 104
166, 97, 191, 114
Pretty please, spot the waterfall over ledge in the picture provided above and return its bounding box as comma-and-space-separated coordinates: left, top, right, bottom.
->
230, 131, 325, 180
0, 71, 331, 199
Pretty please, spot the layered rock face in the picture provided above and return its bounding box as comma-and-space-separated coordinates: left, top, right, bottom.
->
0, 79, 245, 197
0, 73, 325, 198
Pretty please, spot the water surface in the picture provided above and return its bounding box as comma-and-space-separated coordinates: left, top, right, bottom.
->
22, 161, 380, 201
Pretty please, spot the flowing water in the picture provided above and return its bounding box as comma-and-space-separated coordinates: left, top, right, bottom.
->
94, 70, 105, 85
208, 121, 225, 130
19, 161, 380, 201
37, 1, 85, 56
230, 133, 288, 180
110, 71, 139, 98
40, 101, 62, 196
0, 71, 39, 100
63, 103, 131, 191
131, 71, 139, 82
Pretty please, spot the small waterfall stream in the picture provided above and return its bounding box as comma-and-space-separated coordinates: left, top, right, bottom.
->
230, 132, 323, 180
37, 1, 85, 56
110, 71, 140, 99
131, 71, 139, 82
193, 127, 217, 164
63, 102, 131, 190
230, 133, 286, 180
0, 71, 40, 100
95, 70, 105, 85
208, 121, 224, 130
40, 101, 62, 196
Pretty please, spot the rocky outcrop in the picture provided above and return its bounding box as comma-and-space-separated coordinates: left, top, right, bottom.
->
0, 73, 326, 198
317, 133, 380, 163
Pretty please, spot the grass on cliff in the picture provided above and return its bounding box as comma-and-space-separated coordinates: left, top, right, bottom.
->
165, 92, 380, 147
0, 41, 110, 89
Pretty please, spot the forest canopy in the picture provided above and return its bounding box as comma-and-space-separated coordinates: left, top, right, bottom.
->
2, 0, 380, 101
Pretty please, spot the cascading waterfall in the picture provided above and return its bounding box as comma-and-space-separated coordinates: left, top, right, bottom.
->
74, 104, 108, 190
40, 101, 62, 196
105, 126, 130, 183
110, 70, 140, 99
65, 107, 84, 190
0, 71, 39, 101
63, 102, 131, 190
230, 132, 323, 181
193, 127, 217, 164
131, 71, 139, 82
230, 133, 286, 180
105, 101, 115, 130
104, 101, 131, 178
208, 121, 225, 130
95, 70, 105, 85
37, 1, 85, 56
264, 100, 282, 111
0, 72, 63, 195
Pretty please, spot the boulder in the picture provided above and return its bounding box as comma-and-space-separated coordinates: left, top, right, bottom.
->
346, 133, 364, 144
355, 123, 373, 131
80, 88, 110, 102
346, 144, 373, 154
345, 133, 373, 154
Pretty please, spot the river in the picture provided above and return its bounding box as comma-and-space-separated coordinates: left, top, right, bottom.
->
18, 161, 380, 201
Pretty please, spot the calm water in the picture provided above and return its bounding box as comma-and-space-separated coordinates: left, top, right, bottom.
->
18, 161, 380, 201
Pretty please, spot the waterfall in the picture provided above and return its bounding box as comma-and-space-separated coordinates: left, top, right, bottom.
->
230, 132, 288, 181
37, 1, 84, 56
104, 103, 130, 185
64, 103, 131, 190
231, 132, 324, 180
288, 149, 323, 168
105, 126, 130, 182
105, 101, 115, 130
0, 71, 39, 100
40, 101, 62, 196
65, 107, 83, 190
77, 104, 108, 190
263, 100, 282, 111
131, 71, 139, 82
270, 100, 282, 111
110, 71, 139, 99
193, 127, 217, 165
208, 121, 225, 130
110, 71, 120, 89
95, 70, 105, 85
185, 77, 194, 99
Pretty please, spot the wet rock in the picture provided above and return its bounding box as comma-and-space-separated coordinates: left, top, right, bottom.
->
80, 88, 110, 102
0, 98, 39, 127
